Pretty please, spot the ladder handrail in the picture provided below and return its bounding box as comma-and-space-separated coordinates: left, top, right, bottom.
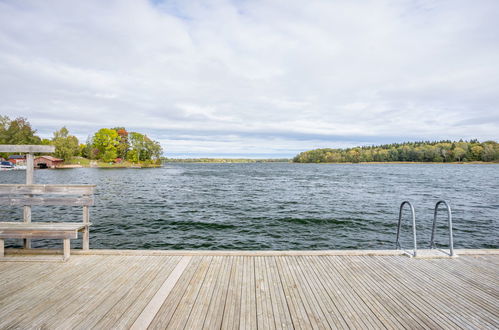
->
395, 201, 417, 257
430, 200, 455, 256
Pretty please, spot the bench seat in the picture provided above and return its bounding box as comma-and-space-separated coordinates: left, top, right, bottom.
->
0, 222, 91, 260
0, 222, 89, 239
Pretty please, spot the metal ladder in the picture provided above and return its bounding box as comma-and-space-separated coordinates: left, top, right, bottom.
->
395, 200, 455, 257
395, 201, 418, 257
430, 200, 455, 257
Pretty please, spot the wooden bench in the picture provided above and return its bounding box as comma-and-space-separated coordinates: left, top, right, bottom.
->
0, 184, 95, 261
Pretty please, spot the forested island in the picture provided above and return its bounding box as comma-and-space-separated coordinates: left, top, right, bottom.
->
1, 116, 162, 167
293, 141, 499, 163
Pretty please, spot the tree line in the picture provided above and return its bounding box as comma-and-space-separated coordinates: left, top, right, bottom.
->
1, 116, 163, 163
293, 140, 499, 163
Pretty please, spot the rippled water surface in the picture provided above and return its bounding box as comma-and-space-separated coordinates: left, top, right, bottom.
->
1, 163, 498, 250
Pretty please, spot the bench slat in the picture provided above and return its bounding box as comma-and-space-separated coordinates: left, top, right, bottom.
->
0, 222, 87, 239
0, 222, 88, 230
0, 197, 94, 206
0, 230, 78, 239
0, 184, 95, 195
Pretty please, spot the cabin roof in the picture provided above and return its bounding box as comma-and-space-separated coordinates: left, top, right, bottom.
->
35, 155, 63, 162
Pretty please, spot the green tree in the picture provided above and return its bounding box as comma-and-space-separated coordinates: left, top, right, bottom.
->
360, 149, 373, 162
437, 143, 452, 162
0, 115, 10, 143
482, 143, 497, 161
112, 127, 130, 159
452, 147, 466, 162
81, 136, 96, 159
346, 149, 360, 163
126, 149, 139, 163
102, 150, 118, 162
78, 144, 87, 157
128, 132, 163, 162
52, 127, 80, 160
470, 145, 484, 160
0, 116, 41, 145
92, 128, 119, 161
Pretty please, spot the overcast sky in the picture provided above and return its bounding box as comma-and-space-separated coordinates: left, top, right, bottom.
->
1, 0, 498, 157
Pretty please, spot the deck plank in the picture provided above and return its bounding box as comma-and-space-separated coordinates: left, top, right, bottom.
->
304, 256, 359, 329
378, 256, 495, 328
83, 256, 181, 330
297, 256, 349, 329
148, 256, 204, 328
315, 256, 381, 329
98, 256, 182, 329
0, 256, 110, 328
54, 256, 157, 329
330, 256, 402, 329
184, 256, 223, 329
163, 256, 213, 329
240, 256, 257, 330
389, 256, 499, 328
338, 256, 445, 329
265, 257, 294, 329
203, 256, 233, 329
221, 256, 243, 330
276, 256, 319, 329
254, 256, 275, 329
286, 256, 338, 329
0, 262, 59, 297
0, 256, 98, 299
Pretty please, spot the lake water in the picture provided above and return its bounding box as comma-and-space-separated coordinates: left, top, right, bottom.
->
1, 163, 498, 250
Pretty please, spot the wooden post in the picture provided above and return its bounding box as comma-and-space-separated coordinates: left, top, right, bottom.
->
82, 205, 90, 250
26, 153, 34, 184
63, 238, 70, 261
0, 145, 55, 251
23, 153, 34, 249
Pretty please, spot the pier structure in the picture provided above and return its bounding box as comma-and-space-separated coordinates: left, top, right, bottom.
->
0, 249, 497, 329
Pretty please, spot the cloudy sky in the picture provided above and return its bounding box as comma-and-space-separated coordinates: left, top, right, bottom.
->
1, 0, 498, 157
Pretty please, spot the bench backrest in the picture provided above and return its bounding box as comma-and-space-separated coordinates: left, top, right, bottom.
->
0, 184, 96, 224
0, 184, 95, 207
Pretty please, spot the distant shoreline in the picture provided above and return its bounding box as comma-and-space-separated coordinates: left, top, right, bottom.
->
163, 160, 497, 164
163, 158, 291, 164
44, 158, 499, 167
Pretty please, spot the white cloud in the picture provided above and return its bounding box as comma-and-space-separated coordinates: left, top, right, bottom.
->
0, 0, 498, 157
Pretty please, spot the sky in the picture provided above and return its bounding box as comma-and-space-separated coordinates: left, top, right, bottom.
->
0, 0, 498, 158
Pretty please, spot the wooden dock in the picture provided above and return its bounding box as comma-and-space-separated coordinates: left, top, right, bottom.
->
0, 249, 498, 329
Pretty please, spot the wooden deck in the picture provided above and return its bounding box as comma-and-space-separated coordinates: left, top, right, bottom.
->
0, 250, 498, 329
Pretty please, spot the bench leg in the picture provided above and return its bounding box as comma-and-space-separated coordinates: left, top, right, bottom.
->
0, 239, 4, 257
23, 239, 31, 249
63, 239, 70, 261
24, 205, 32, 249
83, 226, 89, 251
